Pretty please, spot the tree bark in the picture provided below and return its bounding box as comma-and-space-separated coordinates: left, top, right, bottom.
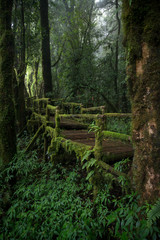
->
40, 0, 52, 97
122, 0, 160, 202
0, 0, 16, 166
114, 0, 120, 107
14, 0, 26, 131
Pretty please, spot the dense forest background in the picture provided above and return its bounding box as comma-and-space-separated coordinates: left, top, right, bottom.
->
13, 0, 129, 112
1, 0, 160, 239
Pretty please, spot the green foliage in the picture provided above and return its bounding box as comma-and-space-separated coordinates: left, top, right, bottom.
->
88, 121, 101, 133
148, 199, 160, 226
114, 158, 131, 173
106, 117, 131, 135
1, 136, 160, 240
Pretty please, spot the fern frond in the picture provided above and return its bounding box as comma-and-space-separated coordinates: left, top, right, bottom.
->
147, 199, 160, 225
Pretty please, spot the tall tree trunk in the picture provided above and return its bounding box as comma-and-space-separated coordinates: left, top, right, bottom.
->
34, 59, 39, 97
114, 0, 120, 108
40, 0, 52, 97
122, 0, 160, 202
13, 0, 26, 131
17, 0, 26, 131
0, 0, 16, 166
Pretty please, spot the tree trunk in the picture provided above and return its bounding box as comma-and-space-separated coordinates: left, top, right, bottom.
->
40, 0, 52, 97
34, 59, 39, 97
14, 0, 26, 131
122, 0, 160, 202
114, 0, 120, 108
0, 0, 16, 166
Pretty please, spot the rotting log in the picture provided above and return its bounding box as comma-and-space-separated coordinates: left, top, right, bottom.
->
25, 125, 44, 152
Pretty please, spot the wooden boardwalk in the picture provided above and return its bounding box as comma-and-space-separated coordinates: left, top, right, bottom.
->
26, 98, 133, 162
62, 129, 133, 161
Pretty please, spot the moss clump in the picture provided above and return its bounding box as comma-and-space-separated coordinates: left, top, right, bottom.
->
103, 131, 131, 143
60, 114, 98, 120
47, 104, 57, 112
81, 106, 105, 114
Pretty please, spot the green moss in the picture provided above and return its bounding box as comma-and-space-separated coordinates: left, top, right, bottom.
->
32, 112, 46, 124
60, 114, 98, 120
103, 130, 131, 142
45, 126, 55, 138
47, 104, 57, 112
48, 136, 91, 162
55, 110, 60, 137
34, 98, 49, 102
81, 106, 105, 114
63, 102, 82, 107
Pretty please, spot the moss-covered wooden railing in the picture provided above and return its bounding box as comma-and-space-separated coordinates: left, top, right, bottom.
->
25, 98, 132, 195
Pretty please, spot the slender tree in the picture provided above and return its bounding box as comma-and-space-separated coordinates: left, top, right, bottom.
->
13, 0, 26, 131
40, 0, 52, 96
0, 0, 16, 166
122, 0, 160, 202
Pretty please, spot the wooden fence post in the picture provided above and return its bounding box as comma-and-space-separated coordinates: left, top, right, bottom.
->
46, 106, 50, 122
55, 109, 60, 138
94, 115, 105, 161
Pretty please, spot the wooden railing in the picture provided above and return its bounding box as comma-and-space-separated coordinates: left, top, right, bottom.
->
25, 97, 132, 195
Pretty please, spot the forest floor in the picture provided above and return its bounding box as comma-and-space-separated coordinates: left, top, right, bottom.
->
1, 132, 159, 240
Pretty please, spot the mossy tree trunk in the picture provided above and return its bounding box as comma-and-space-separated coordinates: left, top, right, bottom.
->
40, 0, 52, 97
122, 0, 160, 202
0, 0, 16, 166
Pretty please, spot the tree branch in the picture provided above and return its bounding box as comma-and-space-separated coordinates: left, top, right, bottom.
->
51, 41, 65, 67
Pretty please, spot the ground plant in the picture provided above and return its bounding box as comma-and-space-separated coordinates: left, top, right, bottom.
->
0, 135, 160, 240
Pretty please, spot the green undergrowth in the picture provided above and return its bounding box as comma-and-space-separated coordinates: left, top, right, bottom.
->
106, 117, 131, 135
0, 135, 160, 240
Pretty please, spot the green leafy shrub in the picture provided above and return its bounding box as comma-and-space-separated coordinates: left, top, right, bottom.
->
106, 117, 131, 135
0, 142, 160, 239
